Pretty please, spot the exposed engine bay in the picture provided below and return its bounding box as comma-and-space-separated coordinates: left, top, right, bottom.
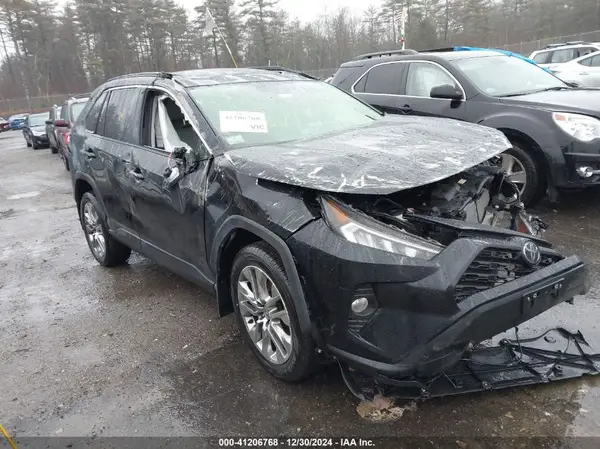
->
338, 158, 548, 246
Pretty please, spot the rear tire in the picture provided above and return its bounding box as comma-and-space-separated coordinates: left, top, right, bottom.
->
502, 145, 546, 207
231, 242, 316, 382
79, 192, 131, 267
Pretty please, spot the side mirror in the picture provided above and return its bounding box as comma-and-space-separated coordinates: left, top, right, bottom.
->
54, 119, 68, 127
162, 146, 189, 189
566, 81, 581, 88
430, 84, 463, 100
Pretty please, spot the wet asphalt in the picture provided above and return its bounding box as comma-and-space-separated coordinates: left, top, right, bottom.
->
1, 131, 600, 444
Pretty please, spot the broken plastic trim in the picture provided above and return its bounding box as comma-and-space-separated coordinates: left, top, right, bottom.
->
341, 328, 600, 401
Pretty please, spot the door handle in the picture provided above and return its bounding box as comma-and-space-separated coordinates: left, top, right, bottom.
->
128, 168, 145, 180
399, 104, 412, 114
579, 72, 589, 75
82, 148, 96, 158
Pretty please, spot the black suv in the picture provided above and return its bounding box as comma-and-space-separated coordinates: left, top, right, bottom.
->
70, 69, 588, 383
331, 49, 600, 205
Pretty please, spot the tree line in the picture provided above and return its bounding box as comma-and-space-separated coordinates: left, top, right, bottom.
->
1, 0, 600, 102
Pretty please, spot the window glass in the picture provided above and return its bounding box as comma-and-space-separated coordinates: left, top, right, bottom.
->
363, 64, 402, 94
406, 62, 458, 97
188, 80, 380, 149
578, 47, 597, 57
29, 112, 49, 127
453, 55, 566, 97
532, 51, 550, 64
71, 102, 87, 121
550, 49, 575, 63
590, 55, 600, 67
353, 75, 367, 92
101, 88, 143, 144
85, 92, 108, 132
578, 57, 592, 66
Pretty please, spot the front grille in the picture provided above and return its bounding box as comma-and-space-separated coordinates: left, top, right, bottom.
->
454, 248, 562, 303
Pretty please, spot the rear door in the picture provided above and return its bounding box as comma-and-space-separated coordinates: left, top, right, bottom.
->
573, 54, 600, 87
83, 87, 145, 241
399, 61, 467, 120
352, 62, 408, 114
46, 107, 56, 147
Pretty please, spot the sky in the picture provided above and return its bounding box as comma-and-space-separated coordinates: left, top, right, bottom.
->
177, 0, 382, 23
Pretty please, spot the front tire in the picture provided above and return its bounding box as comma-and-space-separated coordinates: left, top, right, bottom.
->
502, 145, 546, 207
231, 242, 316, 382
79, 192, 131, 266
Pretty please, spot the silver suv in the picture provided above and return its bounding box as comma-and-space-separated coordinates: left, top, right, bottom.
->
529, 42, 600, 69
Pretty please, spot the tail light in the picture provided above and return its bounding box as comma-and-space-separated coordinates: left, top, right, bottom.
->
63, 132, 70, 146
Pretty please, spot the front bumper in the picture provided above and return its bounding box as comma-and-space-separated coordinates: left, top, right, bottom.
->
32, 134, 49, 145
288, 219, 590, 378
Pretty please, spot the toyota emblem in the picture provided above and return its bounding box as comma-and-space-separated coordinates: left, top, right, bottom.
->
522, 241, 541, 267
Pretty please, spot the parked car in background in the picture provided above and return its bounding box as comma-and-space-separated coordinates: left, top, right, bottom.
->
550, 50, 600, 87
56, 95, 89, 171
46, 105, 63, 153
68, 69, 588, 386
23, 111, 50, 149
331, 48, 600, 205
9, 114, 27, 130
0, 117, 10, 132
529, 42, 600, 70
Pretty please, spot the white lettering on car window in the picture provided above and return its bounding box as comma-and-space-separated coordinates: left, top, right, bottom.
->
219, 111, 268, 133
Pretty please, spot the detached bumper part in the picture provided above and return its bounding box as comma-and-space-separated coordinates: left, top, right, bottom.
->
341, 328, 600, 400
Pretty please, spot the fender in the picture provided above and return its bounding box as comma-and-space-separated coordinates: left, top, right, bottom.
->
211, 215, 312, 338
72, 171, 107, 217
477, 113, 565, 167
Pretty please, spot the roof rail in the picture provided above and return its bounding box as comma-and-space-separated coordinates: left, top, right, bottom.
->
107, 71, 174, 82
354, 49, 418, 60
248, 66, 319, 80
69, 93, 90, 100
422, 47, 456, 53
545, 41, 587, 48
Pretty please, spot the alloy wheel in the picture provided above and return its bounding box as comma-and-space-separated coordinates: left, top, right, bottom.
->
501, 153, 527, 196
83, 202, 106, 260
237, 265, 293, 365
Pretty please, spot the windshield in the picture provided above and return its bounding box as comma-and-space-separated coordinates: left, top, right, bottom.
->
188, 80, 380, 149
71, 102, 86, 120
453, 55, 567, 97
29, 112, 49, 126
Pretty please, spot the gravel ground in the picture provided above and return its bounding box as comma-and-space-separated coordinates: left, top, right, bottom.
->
1, 131, 599, 447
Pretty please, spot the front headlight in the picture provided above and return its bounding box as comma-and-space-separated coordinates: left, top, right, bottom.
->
321, 197, 442, 260
552, 112, 600, 142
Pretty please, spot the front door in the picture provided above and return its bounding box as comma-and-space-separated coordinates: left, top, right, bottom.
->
399, 61, 467, 121
130, 90, 212, 284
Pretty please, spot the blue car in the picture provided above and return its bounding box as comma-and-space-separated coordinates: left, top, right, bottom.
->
8, 114, 27, 130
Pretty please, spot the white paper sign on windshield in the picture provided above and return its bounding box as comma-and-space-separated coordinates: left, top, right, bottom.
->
219, 111, 268, 133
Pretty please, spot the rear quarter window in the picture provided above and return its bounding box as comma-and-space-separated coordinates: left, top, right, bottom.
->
85, 92, 108, 132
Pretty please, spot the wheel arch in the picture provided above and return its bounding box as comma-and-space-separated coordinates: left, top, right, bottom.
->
73, 174, 106, 217
210, 216, 313, 338
497, 127, 551, 178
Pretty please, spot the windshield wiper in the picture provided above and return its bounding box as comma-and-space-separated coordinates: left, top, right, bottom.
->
501, 86, 573, 98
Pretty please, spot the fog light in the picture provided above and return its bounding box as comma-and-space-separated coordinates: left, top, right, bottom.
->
351, 297, 370, 315
576, 166, 595, 178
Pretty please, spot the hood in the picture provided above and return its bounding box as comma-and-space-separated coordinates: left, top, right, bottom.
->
31, 125, 46, 132
224, 116, 511, 195
500, 89, 600, 115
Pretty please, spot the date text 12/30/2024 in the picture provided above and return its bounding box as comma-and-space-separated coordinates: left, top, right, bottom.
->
218, 438, 375, 447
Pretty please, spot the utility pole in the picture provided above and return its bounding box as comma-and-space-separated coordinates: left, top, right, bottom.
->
397, 6, 407, 50
212, 29, 219, 68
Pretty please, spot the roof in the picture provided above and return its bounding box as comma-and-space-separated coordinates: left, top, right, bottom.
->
108, 68, 313, 88
173, 68, 312, 87
532, 43, 600, 53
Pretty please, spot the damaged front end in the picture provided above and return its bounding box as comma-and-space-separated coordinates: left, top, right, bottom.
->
286, 157, 593, 400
